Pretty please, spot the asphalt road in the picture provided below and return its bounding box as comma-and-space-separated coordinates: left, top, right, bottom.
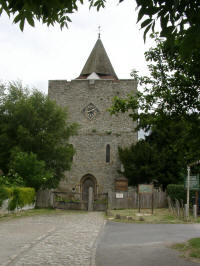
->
96, 222, 200, 266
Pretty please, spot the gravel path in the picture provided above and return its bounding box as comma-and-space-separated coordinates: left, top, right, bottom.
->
0, 212, 104, 266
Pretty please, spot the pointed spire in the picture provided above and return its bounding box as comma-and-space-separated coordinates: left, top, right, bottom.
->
78, 38, 118, 80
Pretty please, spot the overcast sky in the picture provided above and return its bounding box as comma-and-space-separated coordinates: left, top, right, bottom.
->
0, 0, 155, 94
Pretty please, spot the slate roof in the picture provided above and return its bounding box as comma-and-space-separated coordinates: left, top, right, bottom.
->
78, 38, 118, 79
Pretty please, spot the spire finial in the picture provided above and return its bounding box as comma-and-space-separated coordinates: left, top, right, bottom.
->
98, 25, 101, 39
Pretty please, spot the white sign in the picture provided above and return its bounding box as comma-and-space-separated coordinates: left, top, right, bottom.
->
116, 193, 123, 199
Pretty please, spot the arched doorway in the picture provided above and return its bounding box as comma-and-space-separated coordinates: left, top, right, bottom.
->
80, 174, 97, 202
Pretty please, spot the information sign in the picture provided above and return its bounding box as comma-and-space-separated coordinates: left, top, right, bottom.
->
116, 193, 123, 199
138, 184, 153, 194
184, 175, 199, 190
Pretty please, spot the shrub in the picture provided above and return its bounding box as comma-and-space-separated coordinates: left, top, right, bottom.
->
10, 151, 53, 191
0, 187, 12, 207
0, 186, 35, 210
167, 184, 185, 202
0, 171, 25, 187
167, 184, 195, 204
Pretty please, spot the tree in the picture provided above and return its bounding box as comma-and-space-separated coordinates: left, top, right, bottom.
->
0, 0, 105, 31
0, 82, 77, 189
110, 35, 200, 128
134, 0, 200, 56
111, 35, 200, 187
1, 1, 199, 55
9, 151, 54, 191
119, 118, 192, 189
119, 140, 159, 186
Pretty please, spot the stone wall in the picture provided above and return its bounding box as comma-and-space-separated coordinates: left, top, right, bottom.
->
0, 199, 35, 214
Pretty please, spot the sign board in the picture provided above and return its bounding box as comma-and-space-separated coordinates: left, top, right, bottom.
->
138, 184, 153, 194
184, 175, 199, 190
116, 193, 124, 199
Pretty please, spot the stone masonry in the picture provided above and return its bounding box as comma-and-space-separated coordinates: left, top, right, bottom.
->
48, 38, 137, 196
0, 212, 104, 266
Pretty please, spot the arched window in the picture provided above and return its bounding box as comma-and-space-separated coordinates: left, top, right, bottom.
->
106, 144, 110, 163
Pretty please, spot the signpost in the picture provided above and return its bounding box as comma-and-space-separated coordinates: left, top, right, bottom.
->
184, 175, 199, 190
185, 160, 200, 219
138, 184, 154, 214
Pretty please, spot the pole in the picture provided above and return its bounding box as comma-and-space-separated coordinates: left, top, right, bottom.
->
152, 192, 154, 214
195, 191, 198, 206
139, 194, 141, 213
196, 191, 199, 215
187, 166, 190, 219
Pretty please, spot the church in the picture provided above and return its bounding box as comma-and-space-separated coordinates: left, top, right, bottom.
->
48, 36, 137, 200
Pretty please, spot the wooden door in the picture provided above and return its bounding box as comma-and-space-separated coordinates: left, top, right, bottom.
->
82, 177, 95, 201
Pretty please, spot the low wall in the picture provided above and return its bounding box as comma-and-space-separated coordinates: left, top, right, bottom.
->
0, 199, 35, 214
54, 201, 87, 210
53, 201, 107, 211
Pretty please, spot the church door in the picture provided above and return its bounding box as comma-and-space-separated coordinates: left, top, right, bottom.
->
81, 175, 96, 202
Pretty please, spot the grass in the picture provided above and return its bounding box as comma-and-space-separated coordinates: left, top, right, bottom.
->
172, 238, 200, 263
0, 208, 86, 222
107, 208, 200, 224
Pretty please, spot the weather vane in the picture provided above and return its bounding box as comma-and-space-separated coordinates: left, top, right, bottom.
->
98, 25, 101, 39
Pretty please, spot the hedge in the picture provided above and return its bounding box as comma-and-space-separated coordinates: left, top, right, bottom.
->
0, 187, 35, 211
166, 184, 195, 204
0, 187, 12, 207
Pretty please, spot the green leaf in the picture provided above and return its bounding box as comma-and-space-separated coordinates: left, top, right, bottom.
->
19, 17, 25, 31
141, 18, 152, 28
13, 13, 22, 24
26, 13, 35, 27
137, 7, 145, 23
144, 23, 152, 42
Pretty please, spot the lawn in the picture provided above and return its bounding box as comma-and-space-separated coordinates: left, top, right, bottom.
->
172, 238, 200, 263
107, 208, 200, 224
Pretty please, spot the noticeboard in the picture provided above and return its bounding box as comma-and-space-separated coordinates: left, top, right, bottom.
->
184, 175, 199, 191
138, 184, 153, 194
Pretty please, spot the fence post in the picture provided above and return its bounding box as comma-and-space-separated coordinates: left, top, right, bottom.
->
184, 204, 189, 219
175, 199, 180, 218
193, 205, 197, 219
107, 190, 112, 210
167, 196, 173, 212
50, 189, 54, 208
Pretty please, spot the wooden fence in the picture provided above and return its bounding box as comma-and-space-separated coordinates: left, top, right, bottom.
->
167, 196, 185, 218
108, 190, 167, 209
36, 189, 167, 210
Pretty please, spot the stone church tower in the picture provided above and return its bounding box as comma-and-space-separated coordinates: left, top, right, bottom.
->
48, 37, 137, 199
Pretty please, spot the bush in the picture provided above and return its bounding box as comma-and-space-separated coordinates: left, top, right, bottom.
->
167, 184, 185, 202
167, 184, 195, 204
0, 186, 35, 210
0, 187, 12, 207
10, 151, 53, 191
0, 171, 25, 187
